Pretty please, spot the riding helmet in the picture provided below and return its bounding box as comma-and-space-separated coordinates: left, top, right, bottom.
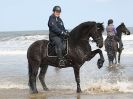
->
108, 19, 113, 25
53, 6, 61, 12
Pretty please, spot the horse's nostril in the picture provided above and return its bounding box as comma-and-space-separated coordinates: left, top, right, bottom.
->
97, 44, 103, 48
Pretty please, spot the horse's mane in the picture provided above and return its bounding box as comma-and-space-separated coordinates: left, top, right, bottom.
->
116, 23, 126, 36
116, 23, 125, 30
69, 21, 96, 43
116, 25, 120, 30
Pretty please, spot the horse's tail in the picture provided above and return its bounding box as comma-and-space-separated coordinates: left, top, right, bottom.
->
27, 60, 32, 87
28, 62, 32, 78
27, 46, 32, 78
27, 46, 33, 86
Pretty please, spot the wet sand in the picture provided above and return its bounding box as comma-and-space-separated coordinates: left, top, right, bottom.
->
0, 89, 133, 99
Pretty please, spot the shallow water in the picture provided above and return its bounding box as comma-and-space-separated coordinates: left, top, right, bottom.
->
0, 54, 133, 94
0, 89, 133, 99
0, 33, 133, 98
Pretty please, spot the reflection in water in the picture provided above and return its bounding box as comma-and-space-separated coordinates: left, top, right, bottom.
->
77, 94, 81, 99
29, 93, 47, 99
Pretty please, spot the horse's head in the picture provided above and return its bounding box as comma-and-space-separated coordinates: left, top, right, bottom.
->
70, 22, 104, 48
70, 21, 98, 43
119, 23, 130, 35
91, 23, 104, 48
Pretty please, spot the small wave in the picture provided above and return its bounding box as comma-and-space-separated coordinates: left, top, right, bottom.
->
0, 50, 26, 55
84, 80, 133, 93
0, 80, 132, 94
0, 83, 28, 89
0, 35, 49, 55
0, 34, 133, 55
9, 35, 49, 41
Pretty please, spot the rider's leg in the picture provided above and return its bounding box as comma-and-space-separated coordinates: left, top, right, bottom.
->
51, 37, 65, 67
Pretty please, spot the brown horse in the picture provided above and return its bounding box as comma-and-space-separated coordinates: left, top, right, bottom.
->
27, 21, 105, 93
105, 23, 130, 65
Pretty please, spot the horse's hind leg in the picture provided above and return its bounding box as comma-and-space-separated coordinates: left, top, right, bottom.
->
28, 62, 40, 93
114, 52, 117, 64
73, 66, 82, 93
39, 65, 49, 91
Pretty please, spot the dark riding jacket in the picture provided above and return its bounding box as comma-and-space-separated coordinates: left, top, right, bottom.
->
48, 14, 67, 39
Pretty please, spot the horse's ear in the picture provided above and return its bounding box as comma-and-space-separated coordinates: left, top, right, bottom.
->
101, 22, 104, 25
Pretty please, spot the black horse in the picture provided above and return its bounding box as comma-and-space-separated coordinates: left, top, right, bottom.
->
27, 21, 105, 93
105, 23, 130, 65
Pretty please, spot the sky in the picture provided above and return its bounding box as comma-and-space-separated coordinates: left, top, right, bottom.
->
0, 0, 133, 31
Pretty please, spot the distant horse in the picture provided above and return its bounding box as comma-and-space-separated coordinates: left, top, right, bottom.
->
105, 23, 130, 65
27, 21, 105, 93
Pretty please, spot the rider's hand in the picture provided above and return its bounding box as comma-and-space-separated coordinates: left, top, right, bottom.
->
64, 32, 69, 37
65, 30, 70, 37
61, 31, 69, 37
65, 30, 69, 33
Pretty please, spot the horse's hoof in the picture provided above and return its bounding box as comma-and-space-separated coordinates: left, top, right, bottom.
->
43, 87, 49, 91
77, 89, 82, 93
109, 63, 113, 67
97, 59, 104, 69
32, 90, 38, 94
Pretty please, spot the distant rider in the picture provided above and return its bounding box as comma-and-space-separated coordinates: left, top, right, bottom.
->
105, 19, 118, 51
48, 6, 69, 67
106, 19, 123, 50
106, 19, 116, 37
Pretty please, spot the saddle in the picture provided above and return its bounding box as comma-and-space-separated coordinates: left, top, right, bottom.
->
47, 40, 68, 57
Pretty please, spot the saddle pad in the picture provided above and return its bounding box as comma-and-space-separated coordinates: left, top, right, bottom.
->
47, 40, 68, 57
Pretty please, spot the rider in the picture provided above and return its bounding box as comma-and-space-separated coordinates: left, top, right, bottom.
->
106, 19, 116, 37
106, 19, 124, 50
105, 19, 117, 51
48, 6, 69, 67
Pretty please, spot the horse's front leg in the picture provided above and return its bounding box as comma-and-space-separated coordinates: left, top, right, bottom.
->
114, 52, 117, 64
73, 66, 82, 93
90, 49, 104, 69
118, 49, 122, 63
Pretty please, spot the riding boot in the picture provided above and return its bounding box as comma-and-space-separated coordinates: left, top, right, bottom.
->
57, 49, 65, 67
